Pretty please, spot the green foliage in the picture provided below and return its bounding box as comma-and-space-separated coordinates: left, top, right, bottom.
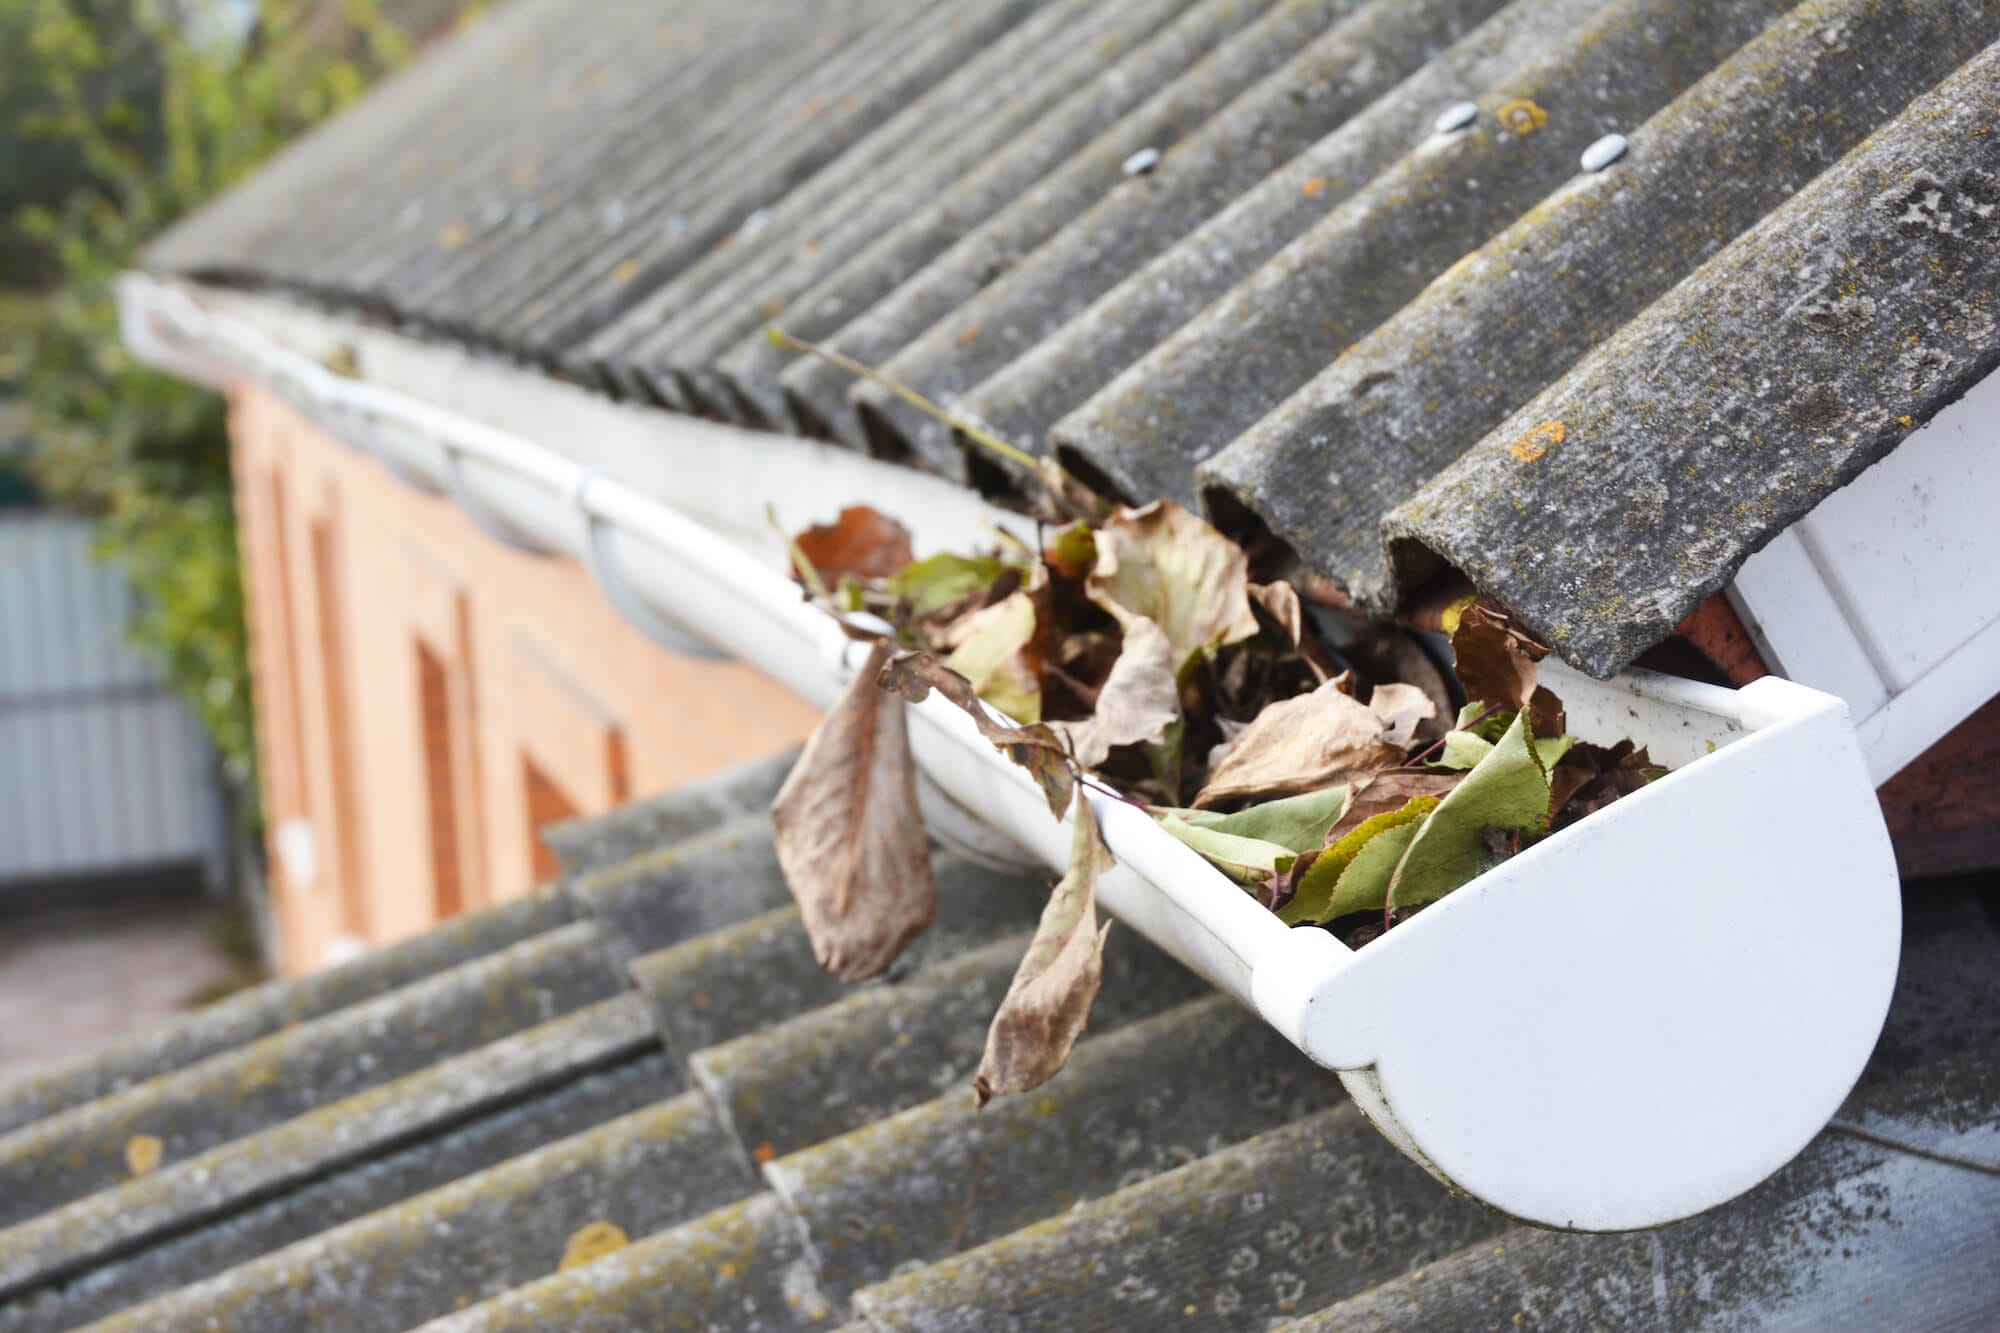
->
6, 0, 412, 793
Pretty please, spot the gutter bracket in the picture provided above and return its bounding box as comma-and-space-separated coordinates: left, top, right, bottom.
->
572, 474, 729, 661
437, 434, 545, 555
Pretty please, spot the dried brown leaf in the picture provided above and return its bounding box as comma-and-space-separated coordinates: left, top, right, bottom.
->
879, 651, 1076, 819
771, 640, 938, 981
793, 506, 915, 586
1447, 597, 1565, 736
1317, 768, 1467, 850
1550, 740, 1660, 829
1193, 677, 1404, 809
1055, 617, 1179, 770
1343, 621, 1454, 741
1248, 580, 1343, 683
1088, 502, 1261, 675
1366, 683, 1438, 749
974, 799, 1114, 1106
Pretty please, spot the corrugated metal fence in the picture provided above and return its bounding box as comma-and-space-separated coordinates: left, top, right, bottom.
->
0, 512, 227, 892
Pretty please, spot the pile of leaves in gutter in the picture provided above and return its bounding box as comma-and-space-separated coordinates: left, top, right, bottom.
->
762, 334, 1664, 1105
770, 495, 1667, 1106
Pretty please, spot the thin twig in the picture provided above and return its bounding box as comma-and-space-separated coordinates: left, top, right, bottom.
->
1406, 702, 1499, 767
1078, 773, 1152, 814
766, 326, 1040, 473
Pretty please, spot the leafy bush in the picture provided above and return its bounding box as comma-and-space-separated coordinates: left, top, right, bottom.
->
6, 0, 413, 794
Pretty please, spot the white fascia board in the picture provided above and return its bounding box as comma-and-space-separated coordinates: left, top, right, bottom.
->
1731, 366, 2000, 783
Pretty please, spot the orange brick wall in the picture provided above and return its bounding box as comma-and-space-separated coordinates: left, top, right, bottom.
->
229, 383, 819, 976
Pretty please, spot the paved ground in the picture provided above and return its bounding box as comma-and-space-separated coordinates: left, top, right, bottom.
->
0, 900, 248, 1084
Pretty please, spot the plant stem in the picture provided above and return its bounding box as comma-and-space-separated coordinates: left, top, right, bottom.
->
766, 326, 1040, 474
1078, 773, 1152, 814
1407, 703, 1499, 767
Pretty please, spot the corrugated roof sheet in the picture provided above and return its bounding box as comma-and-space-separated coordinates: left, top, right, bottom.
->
0, 755, 1996, 1330
143, 0, 2000, 674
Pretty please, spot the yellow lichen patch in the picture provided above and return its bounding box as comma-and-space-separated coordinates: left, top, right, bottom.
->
1496, 98, 1548, 136
559, 1220, 629, 1271
1301, 176, 1327, 198
436, 221, 470, 251
753, 1141, 778, 1165
1898, 414, 1915, 428
124, 1133, 163, 1177
958, 325, 981, 347
611, 258, 641, 284
1509, 419, 1565, 463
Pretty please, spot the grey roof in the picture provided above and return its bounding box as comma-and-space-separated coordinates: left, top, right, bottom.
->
141, 0, 2000, 675
0, 754, 1997, 1331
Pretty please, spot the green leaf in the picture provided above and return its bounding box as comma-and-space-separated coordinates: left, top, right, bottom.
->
1043, 521, 1097, 578
1434, 728, 1574, 772
1156, 815, 1291, 886
1433, 730, 1493, 770
1389, 711, 1552, 912
1534, 734, 1577, 769
1280, 795, 1442, 925
889, 551, 1011, 617
1157, 786, 1349, 854
1324, 820, 1426, 919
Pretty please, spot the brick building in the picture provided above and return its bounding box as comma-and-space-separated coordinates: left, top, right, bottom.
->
232, 383, 815, 974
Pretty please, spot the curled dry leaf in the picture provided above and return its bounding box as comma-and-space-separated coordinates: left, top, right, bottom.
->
943, 591, 1042, 723
1366, 683, 1438, 748
771, 640, 938, 982
1340, 621, 1455, 740
1248, 580, 1342, 683
1447, 596, 1565, 737
974, 797, 1115, 1106
1088, 501, 1261, 675
1055, 616, 1179, 770
879, 650, 1076, 819
1193, 677, 1404, 809
1550, 739, 1661, 828
793, 505, 915, 585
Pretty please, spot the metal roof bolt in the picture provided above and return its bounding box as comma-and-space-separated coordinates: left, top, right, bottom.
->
1581, 133, 1629, 172
1122, 146, 1162, 177
1434, 101, 1478, 134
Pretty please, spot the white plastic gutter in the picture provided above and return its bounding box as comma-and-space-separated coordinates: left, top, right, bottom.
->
120, 271, 1903, 1233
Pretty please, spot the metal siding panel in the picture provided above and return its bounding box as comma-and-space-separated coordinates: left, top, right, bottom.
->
0, 514, 226, 885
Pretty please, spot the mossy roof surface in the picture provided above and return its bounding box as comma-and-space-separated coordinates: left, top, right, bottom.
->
146, 0, 2000, 675
0, 750, 1997, 1330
